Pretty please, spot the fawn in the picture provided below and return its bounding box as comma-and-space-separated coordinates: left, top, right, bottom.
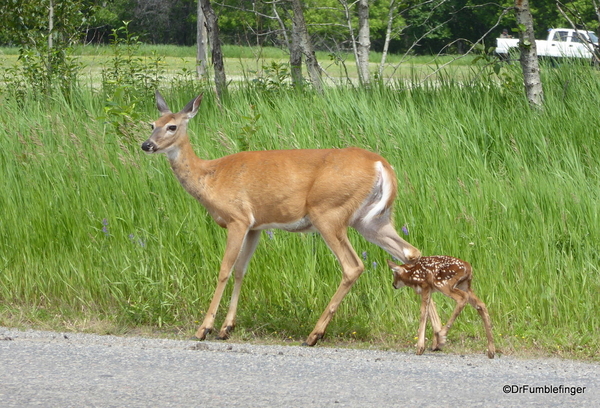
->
387, 256, 495, 359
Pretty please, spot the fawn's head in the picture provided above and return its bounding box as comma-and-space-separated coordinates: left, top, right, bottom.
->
141, 91, 203, 156
387, 260, 409, 289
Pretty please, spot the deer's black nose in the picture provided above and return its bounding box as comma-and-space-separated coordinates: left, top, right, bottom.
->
141, 141, 156, 152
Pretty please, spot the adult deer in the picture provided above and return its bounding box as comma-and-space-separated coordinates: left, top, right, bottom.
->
387, 256, 495, 358
141, 91, 421, 346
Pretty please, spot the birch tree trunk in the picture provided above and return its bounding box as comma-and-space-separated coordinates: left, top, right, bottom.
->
515, 0, 543, 108
356, 0, 371, 86
196, 3, 208, 79
291, 0, 322, 92
339, 0, 359, 84
48, 0, 54, 51
199, 0, 227, 99
378, 0, 396, 78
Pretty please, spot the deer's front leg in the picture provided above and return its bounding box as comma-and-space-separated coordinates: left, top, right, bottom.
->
217, 229, 261, 340
195, 222, 249, 340
416, 287, 431, 355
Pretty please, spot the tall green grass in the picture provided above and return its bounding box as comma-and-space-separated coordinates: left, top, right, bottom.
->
1, 62, 599, 359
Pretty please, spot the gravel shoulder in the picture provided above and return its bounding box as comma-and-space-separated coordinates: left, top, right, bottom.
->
1, 326, 598, 407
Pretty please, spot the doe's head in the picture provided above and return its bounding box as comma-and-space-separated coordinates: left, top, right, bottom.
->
141, 91, 203, 155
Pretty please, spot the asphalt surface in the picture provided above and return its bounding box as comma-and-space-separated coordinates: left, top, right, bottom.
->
1, 326, 598, 407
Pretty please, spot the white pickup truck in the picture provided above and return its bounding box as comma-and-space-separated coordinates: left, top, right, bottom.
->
496, 28, 598, 60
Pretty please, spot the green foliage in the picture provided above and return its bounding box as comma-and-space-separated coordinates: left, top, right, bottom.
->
0, 0, 89, 95
249, 61, 293, 92
3, 0, 599, 57
235, 104, 262, 151
99, 22, 165, 138
470, 42, 505, 77
101, 21, 164, 96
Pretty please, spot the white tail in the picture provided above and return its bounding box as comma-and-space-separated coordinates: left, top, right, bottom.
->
387, 256, 495, 358
141, 92, 421, 346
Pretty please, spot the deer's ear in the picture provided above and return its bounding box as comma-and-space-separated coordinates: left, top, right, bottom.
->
156, 91, 171, 115
387, 259, 401, 272
181, 93, 203, 119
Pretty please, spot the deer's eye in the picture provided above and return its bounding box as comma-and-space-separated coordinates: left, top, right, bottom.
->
167, 125, 177, 132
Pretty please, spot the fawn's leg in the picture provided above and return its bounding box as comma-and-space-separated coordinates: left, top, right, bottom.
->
468, 291, 496, 359
438, 287, 469, 340
427, 298, 444, 351
416, 287, 432, 355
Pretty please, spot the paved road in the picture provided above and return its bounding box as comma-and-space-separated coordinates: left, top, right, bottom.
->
1, 327, 598, 407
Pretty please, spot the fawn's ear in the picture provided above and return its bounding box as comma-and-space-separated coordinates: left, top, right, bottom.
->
387, 259, 401, 272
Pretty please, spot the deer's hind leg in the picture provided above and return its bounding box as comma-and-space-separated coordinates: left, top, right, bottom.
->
304, 222, 365, 347
353, 217, 421, 265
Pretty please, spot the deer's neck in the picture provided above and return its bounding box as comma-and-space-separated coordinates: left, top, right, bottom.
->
166, 138, 208, 197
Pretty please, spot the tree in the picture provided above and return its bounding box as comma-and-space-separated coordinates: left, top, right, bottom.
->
339, 0, 371, 86
356, 0, 371, 86
291, 0, 323, 91
0, 0, 91, 94
200, 0, 228, 99
289, 0, 304, 87
515, 0, 543, 108
556, 0, 600, 64
378, 0, 399, 78
197, 3, 209, 79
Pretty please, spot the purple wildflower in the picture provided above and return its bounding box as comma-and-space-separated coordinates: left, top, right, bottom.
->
361, 251, 368, 260
266, 230, 274, 240
129, 233, 146, 248
401, 224, 409, 236
102, 219, 109, 236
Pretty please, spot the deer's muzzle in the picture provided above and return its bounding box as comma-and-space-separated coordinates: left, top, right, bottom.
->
141, 140, 157, 153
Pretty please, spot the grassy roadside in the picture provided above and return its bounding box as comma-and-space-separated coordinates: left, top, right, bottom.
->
0, 51, 598, 361
0, 44, 480, 85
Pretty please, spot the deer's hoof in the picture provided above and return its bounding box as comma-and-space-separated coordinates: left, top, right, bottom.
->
216, 326, 234, 340
194, 327, 212, 340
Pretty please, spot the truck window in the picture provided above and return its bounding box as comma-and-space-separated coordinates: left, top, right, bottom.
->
572, 33, 588, 43
553, 31, 568, 42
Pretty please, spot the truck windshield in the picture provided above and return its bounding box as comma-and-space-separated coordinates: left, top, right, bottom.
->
572, 31, 598, 44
